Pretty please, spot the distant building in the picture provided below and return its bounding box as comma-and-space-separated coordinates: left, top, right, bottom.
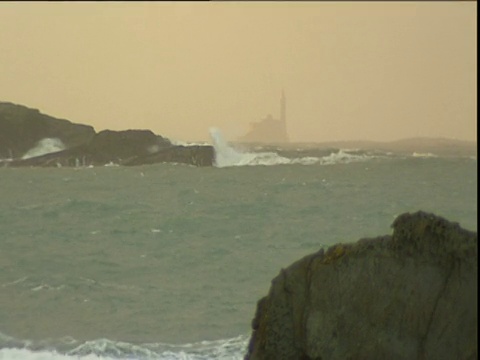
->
238, 91, 289, 143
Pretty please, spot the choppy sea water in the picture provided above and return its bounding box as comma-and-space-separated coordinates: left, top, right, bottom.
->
0, 132, 477, 359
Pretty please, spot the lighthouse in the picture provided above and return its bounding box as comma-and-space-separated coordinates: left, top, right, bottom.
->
280, 90, 288, 142
238, 90, 289, 144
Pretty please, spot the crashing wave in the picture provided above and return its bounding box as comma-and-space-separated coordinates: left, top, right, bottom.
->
0, 332, 249, 360
21, 138, 66, 159
209, 128, 377, 168
412, 152, 438, 158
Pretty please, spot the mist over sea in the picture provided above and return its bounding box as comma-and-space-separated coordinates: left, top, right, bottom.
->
0, 130, 477, 360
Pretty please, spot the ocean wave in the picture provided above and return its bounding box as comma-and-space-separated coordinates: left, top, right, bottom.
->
0, 332, 249, 360
0, 348, 110, 360
316, 149, 377, 165
412, 152, 438, 158
170, 139, 211, 147
21, 138, 66, 160
209, 128, 380, 167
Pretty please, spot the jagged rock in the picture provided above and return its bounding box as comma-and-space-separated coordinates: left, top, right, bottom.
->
245, 211, 477, 360
0, 101, 95, 159
1, 101, 215, 167
5, 142, 214, 168
84, 129, 171, 164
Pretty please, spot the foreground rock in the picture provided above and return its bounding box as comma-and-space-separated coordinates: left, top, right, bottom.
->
245, 211, 477, 360
0, 101, 214, 167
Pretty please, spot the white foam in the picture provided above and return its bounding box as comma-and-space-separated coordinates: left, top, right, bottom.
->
0, 334, 249, 360
103, 162, 119, 167
2, 277, 28, 288
22, 138, 66, 159
209, 128, 293, 167
209, 128, 376, 167
318, 149, 375, 165
412, 152, 437, 158
170, 139, 210, 147
0, 348, 111, 360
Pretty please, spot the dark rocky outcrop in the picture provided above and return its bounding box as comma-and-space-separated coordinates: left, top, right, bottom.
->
245, 211, 477, 360
85, 129, 170, 163
1, 101, 214, 167
0, 101, 95, 159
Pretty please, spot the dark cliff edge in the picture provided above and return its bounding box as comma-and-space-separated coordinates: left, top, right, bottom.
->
0, 101, 214, 167
0, 101, 95, 159
245, 211, 477, 360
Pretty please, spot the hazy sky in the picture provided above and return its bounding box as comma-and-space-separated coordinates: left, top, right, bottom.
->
0, 2, 476, 143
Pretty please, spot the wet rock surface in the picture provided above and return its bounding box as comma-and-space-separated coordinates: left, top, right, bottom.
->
245, 211, 477, 360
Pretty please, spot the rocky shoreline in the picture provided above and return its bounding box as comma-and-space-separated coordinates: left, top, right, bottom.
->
245, 211, 477, 360
0, 101, 214, 167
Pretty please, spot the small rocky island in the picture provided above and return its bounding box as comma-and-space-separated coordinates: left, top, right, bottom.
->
245, 211, 477, 360
0, 101, 214, 167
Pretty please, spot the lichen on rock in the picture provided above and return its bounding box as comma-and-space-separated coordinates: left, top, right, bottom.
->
245, 211, 477, 360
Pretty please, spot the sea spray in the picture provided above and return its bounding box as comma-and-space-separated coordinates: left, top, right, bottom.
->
209, 127, 245, 167
21, 138, 66, 159
209, 128, 291, 167
0, 332, 249, 360
208, 128, 377, 167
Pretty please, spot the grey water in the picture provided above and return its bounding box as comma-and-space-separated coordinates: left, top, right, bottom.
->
0, 145, 477, 359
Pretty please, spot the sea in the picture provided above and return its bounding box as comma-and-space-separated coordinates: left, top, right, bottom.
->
0, 129, 477, 360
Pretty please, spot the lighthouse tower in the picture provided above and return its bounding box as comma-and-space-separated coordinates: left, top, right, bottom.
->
237, 90, 289, 143
280, 90, 288, 142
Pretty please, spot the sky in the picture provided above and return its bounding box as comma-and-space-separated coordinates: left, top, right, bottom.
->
0, 2, 476, 143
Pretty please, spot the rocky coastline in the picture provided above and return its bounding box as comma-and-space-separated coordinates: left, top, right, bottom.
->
0, 101, 214, 167
245, 211, 477, 360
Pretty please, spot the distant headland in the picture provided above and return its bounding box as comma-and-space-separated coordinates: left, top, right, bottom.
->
234, 91, 475, 158
1, 100, 476, 168
0, 101, 214, 167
